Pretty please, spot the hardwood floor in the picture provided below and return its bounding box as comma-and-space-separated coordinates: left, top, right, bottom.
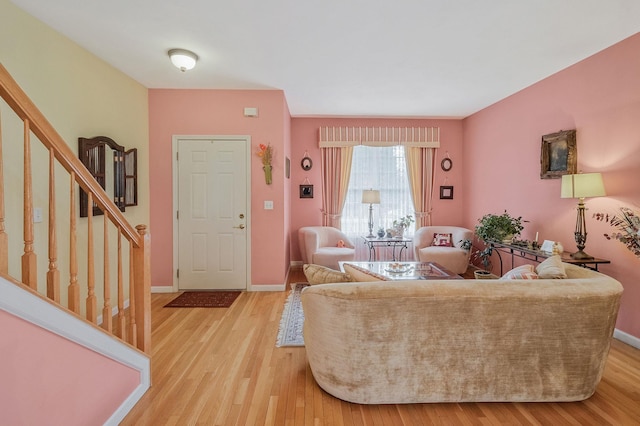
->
121, 269, 640, 425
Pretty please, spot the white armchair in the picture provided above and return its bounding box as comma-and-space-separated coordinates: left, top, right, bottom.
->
298, 226, 356, 270
413, 226, 473, 274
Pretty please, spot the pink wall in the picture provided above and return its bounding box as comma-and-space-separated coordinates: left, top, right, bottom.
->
289, 117, 464, 261
149, 89, 290, 287
0, 310, 139, 425
463, 33, 640, 339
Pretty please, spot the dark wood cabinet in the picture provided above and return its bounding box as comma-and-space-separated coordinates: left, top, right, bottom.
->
78, 136, 137, 217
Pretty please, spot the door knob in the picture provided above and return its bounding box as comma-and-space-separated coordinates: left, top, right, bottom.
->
233, 224, 245, 229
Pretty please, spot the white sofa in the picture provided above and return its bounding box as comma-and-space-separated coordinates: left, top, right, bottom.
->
298, 226, 356, 270
413, 226, 473, 274
301, 263, 622, 404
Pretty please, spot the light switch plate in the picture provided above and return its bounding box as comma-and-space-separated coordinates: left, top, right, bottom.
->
34, 207, 43, 223
264, 201, 274, 210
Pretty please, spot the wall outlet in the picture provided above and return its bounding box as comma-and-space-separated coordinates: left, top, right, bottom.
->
264, 201, 274, 210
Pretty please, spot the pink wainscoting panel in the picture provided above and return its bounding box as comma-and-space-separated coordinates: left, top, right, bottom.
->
0, 310, 139, 425
149, 89, 290, 287
463, 33, 640, 339
289, 118, 464, 263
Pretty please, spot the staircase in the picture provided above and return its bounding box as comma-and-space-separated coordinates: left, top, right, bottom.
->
0, 63, 151, 422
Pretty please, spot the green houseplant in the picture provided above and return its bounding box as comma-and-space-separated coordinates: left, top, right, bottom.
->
474, 211, 524, 243
463, 211, 524, 274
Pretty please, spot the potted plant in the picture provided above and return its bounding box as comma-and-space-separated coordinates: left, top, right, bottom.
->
474, 211, 524, 243
390, 215, 414, 238
464, 211, 524, 277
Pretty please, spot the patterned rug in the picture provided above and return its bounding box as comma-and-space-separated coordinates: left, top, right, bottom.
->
164, 291, 241, 308
276, 283, 309, 347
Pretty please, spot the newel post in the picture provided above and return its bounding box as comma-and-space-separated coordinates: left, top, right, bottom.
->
133, 224, 151, 353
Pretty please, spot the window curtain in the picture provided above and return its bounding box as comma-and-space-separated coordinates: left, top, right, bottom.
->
405, 147, 437, 228
320, 146, 354, 228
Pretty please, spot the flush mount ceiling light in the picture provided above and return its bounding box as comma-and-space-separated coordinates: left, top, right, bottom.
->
168, 48, 198, 72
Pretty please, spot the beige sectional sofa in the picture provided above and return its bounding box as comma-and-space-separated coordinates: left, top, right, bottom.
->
301, 263, 622, 404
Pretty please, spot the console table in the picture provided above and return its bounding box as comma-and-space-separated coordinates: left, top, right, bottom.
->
490, 241, 610, 275
362, 237, 412, 261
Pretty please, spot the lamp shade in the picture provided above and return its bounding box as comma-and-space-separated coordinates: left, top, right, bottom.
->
168, 49, 198, 72
561, 173, 606, 199
361, 189, 380, 204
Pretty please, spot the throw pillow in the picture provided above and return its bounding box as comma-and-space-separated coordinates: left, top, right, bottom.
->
342, 263, 390, 282
303, 264, 352, 285
500, 264, 539, 280
536, 255, 567, 279
432, 233, 453, 247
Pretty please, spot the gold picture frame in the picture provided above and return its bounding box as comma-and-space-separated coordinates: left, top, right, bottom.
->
540, 129, 577, 179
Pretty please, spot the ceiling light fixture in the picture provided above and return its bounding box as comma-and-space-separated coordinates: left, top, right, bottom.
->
168, 49, 198, 72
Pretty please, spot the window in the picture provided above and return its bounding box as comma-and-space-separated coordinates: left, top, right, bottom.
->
342, 145, 414, 238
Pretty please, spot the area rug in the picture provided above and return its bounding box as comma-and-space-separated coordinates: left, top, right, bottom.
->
276, 283, 309, 347
164, 291, 241, 308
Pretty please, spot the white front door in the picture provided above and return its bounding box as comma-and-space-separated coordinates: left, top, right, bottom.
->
176, 137, 249, 290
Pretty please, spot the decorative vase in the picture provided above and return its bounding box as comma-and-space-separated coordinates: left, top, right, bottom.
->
263, 165, 272, 185
377, 228, 385, 238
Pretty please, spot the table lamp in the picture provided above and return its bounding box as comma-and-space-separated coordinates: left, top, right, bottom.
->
362, 189, 380, 238
560, 172, 606, 259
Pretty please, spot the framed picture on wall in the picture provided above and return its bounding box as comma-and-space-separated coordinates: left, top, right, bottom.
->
300, 184, 313, 198
440, 186, 454, 199
540, 129, 577, 179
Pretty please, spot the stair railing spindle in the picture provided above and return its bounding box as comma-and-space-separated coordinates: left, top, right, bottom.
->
102, 213, 111, 331
68, 172, 79, 313
86, 192, 96, 323
22, 119, 37, 289
0, 110, 7, 274
47, 147, 60, 302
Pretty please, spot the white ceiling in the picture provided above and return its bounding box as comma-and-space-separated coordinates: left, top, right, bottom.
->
10, 0, 640, 118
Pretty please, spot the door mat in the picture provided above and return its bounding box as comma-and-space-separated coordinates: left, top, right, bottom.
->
164, 291, 241, 308
276, 283, 309, 347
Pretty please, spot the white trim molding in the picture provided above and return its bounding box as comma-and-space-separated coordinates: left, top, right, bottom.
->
0, 276, 149, 425
614, 328, 640, 349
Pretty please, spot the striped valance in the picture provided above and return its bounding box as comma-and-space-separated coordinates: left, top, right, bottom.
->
319, 126, 440, 148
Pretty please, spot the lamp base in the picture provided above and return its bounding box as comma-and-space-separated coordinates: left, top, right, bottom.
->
570, 250, 594, 260
366, 233, 375, 239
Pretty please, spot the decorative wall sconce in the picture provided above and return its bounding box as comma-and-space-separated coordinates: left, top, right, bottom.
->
168, 49, 199, 72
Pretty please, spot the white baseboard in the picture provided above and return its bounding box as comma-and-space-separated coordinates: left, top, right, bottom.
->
614, 328, 640, 349
151, 286, 177, 294
290, 261, 303, 269
250, 284, 286, 291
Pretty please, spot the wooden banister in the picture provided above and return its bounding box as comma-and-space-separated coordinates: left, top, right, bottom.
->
0, 64, 140, 244
0, 63, 150, 353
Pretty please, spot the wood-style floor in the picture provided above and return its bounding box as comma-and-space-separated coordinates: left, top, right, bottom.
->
121, 268, 640, 425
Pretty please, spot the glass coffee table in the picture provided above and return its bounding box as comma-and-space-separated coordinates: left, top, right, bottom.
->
340, 261, 462, 280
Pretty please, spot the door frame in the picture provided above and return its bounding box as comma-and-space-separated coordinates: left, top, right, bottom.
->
171, 135, 252, 292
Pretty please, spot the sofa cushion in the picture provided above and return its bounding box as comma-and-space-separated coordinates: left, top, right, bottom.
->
432, 233, 453, 247
342, 263, 390, 282
303, 264, 352, 285
536, 255, 567, 278
500, 264, 538, 280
